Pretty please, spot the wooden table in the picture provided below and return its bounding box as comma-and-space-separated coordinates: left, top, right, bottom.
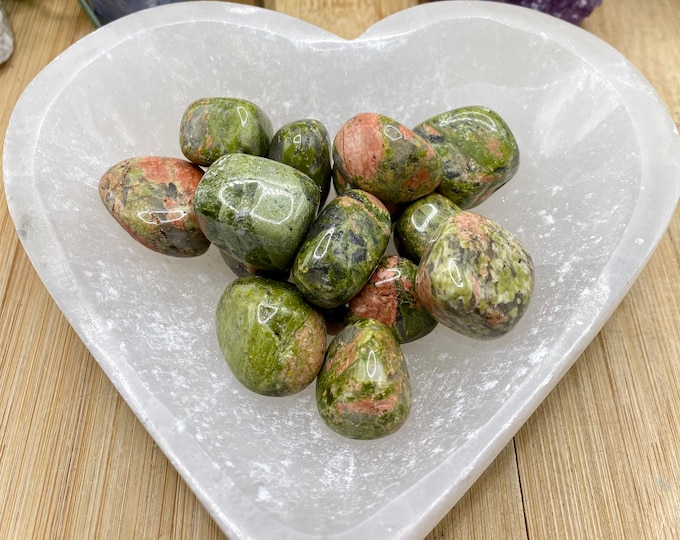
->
1, 0, 679, 538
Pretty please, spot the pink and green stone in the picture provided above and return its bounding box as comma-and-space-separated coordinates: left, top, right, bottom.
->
348, 255, 437, 344
216, 276, 326, 397
316, 318, 412, 440
98, 156, 209, 257
413, 106, 519, 209
333, 112, 443, 205
179, 97, 273, 167
293, 189, 391, 309
416, 211, 534, 339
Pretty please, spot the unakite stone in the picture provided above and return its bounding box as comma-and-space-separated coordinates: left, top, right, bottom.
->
98, 156, 210, 257
216, 276, 326, 396
348, 256, 437, 343
394, 193, 461, 264
292, 189, 391, 309
316, 318, 411, 439
179, 97, 273, 167
269, 119, 332, 209
415, 211, 534, 339
194, 153, 319, 273
413, 106, 519, 209
333, 112, 443, 204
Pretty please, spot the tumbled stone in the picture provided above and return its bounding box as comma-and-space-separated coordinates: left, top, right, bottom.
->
194, 153, 319, 273
348, 255, 437, 344
216, 276, 327, 397
316, 318, 412, 440
99, 156, 210, 257
333, 112, 443, 205
416, 211, 534, 339
293, 189, 391, 309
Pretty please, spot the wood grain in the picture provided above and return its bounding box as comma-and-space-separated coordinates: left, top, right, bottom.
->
0, 0, 678, 539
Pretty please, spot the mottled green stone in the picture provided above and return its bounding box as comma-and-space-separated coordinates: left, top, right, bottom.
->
413, 106, 519, 209
348, 256, 437, 344
194, 153, 319, 273
216, 276, 326, 396
333, 112, 443, 204
179, 97, 273, 167
394, 193, 461, 264
292, 189, 391, 309
269, 119, 332, 210
415, 211, 534, 339
98, 156, 210, 257
316, 318, 411, 439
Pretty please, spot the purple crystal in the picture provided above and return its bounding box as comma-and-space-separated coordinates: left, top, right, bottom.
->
488, 0, 602, 24
430, 0, 602, 25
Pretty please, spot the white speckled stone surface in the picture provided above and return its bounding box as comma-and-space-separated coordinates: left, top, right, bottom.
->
0, 1, 14, 64
3, 2, 680, 539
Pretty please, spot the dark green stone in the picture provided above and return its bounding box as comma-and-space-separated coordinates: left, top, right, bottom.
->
194, 153, 319, 273
269, 119, 332, 210
216, 276, 326, 396
316, 318, 411, 439
179, 97, 273, 167
394, 193, 461, 264
413, 106, 519, 209
292, 189, 391, 309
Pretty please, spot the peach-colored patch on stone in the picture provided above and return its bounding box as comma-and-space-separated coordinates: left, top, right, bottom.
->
338, 393, 398, 415
335, 113, 386, 181
454, 211, 489, 244
349, 262, 400, 326
486, 136, 503, 159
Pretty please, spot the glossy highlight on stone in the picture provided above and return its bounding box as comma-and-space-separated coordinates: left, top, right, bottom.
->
269, 119, 332, 210
216, 276, 326, 397
414, 106, 519, 209
316, 318, 412, 440
348, 255, 437, 343
416, 211, 534, 339
179, 97, 273, 167
194, 153, 319, 273
333, 112, 443, 204
293, 189, 391, 309
98, 156, 210, 257
394, 193, 461, 264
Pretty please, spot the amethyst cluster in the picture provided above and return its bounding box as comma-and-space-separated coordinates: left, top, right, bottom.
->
433, 0, 602, 25
495, 0, 602, 24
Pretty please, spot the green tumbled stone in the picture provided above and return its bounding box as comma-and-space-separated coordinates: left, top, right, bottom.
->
348, 255, 437, 344
393, 193, 461, 264
216, 276, 327, 397
415, 211, 534, 339
194, 153, 319, 273
413, 106, 519, 209
269, 119, 332, 210
179, 97, 273, 167
316, 318, 411, 440
292, 189, 391, 309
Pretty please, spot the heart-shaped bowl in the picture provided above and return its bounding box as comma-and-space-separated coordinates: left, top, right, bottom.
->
4, 1, 680, 538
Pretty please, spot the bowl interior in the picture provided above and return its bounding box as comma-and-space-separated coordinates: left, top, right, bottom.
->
4, 2, 680, 538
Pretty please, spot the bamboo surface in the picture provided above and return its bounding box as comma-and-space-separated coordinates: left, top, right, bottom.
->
1, 0, 679, 538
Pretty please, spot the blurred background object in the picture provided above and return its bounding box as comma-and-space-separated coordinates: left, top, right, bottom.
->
428, 0, 603, 25
0, 0, 13, 64
77, 0, 188, 27
491, 0, 602, 25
